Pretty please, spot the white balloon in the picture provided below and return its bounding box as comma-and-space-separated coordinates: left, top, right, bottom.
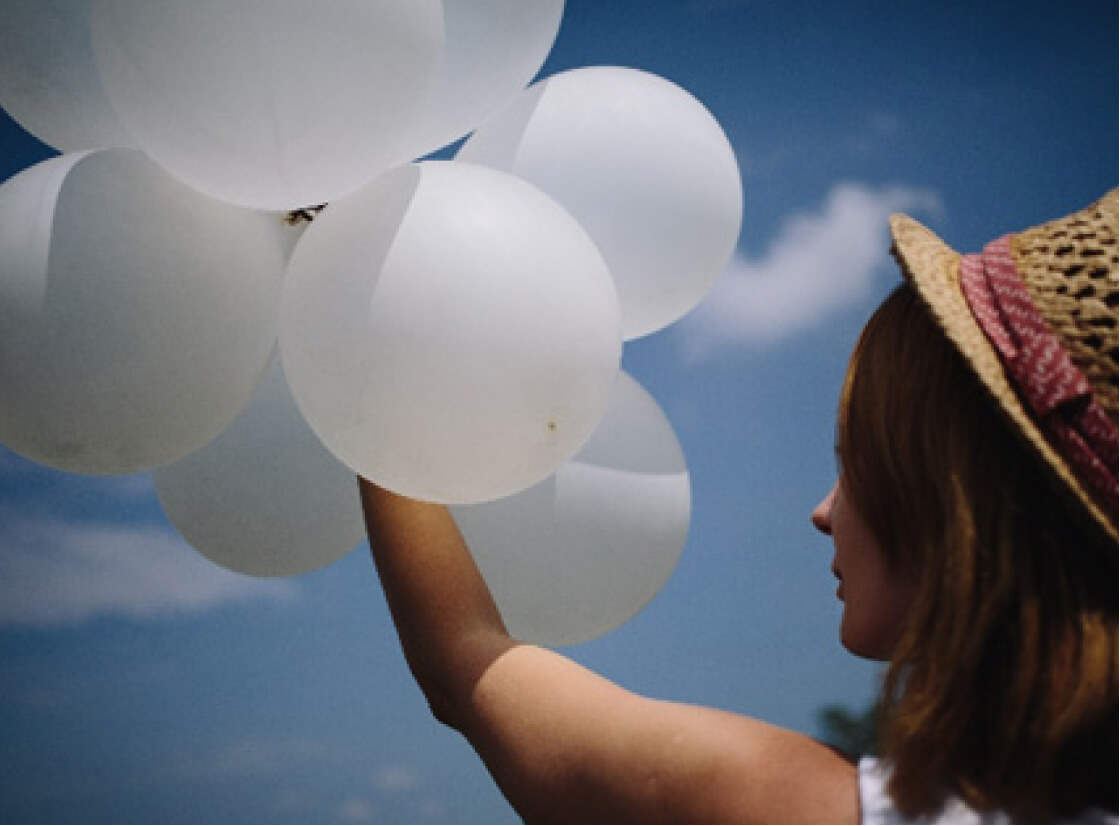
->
452, 371, 690, 646
280, 160, 622, 504
90, 0, 444, 210
0, 148, 286, 474
408, 0, 564, 158
0, 0, 136, 152
155, 356, 364, 578
458, 66, 743, 340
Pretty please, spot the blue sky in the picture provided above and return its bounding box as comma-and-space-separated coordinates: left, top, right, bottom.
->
1, 1, 1116, 823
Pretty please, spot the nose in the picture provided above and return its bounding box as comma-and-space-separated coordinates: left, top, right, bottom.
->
811, 481, 837, 536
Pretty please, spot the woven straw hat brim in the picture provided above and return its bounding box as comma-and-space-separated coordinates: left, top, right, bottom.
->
889, 213, 1117, 542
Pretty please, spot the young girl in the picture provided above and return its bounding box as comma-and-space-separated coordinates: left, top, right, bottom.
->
360, 189, 1118, 823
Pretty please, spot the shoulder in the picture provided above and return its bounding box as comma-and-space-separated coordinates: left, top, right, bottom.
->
636, 699, 861, 823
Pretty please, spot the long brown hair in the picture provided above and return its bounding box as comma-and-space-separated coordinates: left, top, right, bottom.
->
838, 283, 1118, 820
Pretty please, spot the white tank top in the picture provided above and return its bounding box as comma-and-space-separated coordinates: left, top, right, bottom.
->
858, 757, 1118, 824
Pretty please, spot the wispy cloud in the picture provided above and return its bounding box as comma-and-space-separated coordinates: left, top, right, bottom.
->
0, 506, 294, 627
372, 762, 422, 793
674, 181, 942, 357
167, 735, 336, 782
368, 761, 446, 823
339, 797, 376, 823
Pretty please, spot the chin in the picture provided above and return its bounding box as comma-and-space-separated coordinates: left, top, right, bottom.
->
840, 627, 893, 662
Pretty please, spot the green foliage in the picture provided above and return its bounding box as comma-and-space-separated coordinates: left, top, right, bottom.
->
817, 701, 880, 758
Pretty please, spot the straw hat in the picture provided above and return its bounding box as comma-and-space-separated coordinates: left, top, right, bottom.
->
889, 189, 1118, 542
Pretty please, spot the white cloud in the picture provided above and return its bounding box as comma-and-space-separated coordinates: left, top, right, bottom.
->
186, 736, 334, 779
417, 798, 448, 820
0, 507, 295, 627
339, 797, 375, 823
674, 181, 942, 357
371, 762, 422, 793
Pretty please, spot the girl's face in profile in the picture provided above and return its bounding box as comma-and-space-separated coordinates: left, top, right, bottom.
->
811, 479, 917, 661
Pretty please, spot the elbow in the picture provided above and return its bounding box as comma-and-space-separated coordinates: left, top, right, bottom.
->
422, 684, 461, 730
399, 654, 464, 730
405, 632, 518, 733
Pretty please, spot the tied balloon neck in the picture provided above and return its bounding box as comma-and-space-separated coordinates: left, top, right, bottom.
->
283, 204, 328, 226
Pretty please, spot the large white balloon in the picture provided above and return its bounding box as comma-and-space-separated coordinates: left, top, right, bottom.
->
0, 148, 286, 474
452, 371, 690, 646
458, 65, 743, 340
279, 161, 622, 504
154, 356, 365, 578
90, 0, 444, 210
408, 0, 564, 158
0, 0, 135, 152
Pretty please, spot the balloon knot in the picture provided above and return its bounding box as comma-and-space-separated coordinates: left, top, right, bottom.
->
283, 204, 328, 226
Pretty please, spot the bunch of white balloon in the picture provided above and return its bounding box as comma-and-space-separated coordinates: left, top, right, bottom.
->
0, 0, 741, 644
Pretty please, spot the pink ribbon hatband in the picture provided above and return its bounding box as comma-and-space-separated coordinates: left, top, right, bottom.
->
959, 235, 1118, 509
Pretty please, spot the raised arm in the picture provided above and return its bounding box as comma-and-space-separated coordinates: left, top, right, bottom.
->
359, 477, 859, 824
358, 479, 521, 724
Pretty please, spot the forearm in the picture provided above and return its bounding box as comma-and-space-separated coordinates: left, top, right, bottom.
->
358, 477, 516, 726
